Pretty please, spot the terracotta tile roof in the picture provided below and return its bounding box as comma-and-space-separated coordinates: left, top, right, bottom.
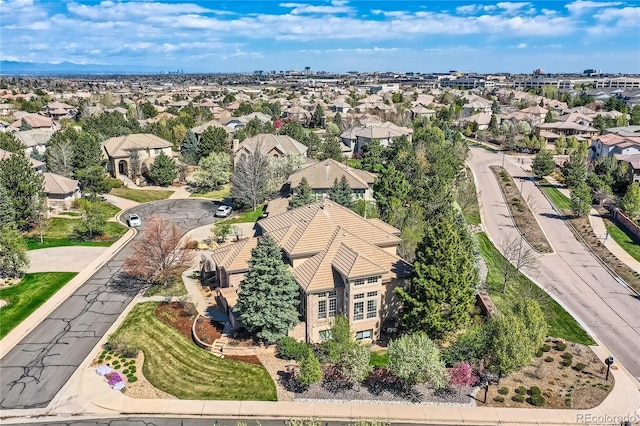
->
597, 133, 628, 146
102, 133, 172, 158
11, 113, 52, 129
331, 243, 387, 279
212, 238, 257, 273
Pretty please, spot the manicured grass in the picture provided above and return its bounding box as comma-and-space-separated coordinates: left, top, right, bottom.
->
369, 350, 389, 366
476, 232, 595, 345
143, 267, 189, 297
223, 205, 266, 224
25, 220, 128, 250
345, 159, 362, 169
606, 224, 640, 262
110, 187, 174, 203
109, 302, 277, 401
58, 211, 81, 217
189, 184, 231, 200
539, 180, 572, 212
0, 272, 77, 339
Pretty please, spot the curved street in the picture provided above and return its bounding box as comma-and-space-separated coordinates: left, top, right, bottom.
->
0, 199, 219, 410
468, 147, 640, 382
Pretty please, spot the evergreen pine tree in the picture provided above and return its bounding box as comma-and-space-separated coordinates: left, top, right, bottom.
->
181, 130, 199, 165
571, 181, 592, 217
0, 184, 16, 226
0, 150, 45, 231
562, 151, 587, 188
234, 235, 300, 343
395, 208, 479, 339
288, 176, 314, 209
72, 131, 103, 172
0, 224, 29, 279
329, 175, 353, 208
0, 132, 26, 153
198, 126, 229, 157
319, 135, 344, 161
531, 149, 555, 179
148, 152, 178, 186
361, 139, 385, 173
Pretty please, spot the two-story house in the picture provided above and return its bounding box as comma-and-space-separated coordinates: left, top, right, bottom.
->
101, 133, 174, 179
201, 201, 411, 343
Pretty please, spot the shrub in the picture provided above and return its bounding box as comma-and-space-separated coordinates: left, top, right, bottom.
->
527, 394, 545, 406
498, 386, 509, 395
573, 362, 586, 371
493, 396, 505, 403
277, 337, 312, 361
560, 352, 573, 359
555, 341, 567, 351
535, 350, 543, 357
515, 386, 527, 395
105, 336, 140, 358
541, 344, 551, 352
544, 356, 554, 363
562, 354, 573, 367
529, 386, 541, 396
298, 353, 322, 386
129, 366, 137, 373
512, 395, 525, 403
128, 376, 138, 383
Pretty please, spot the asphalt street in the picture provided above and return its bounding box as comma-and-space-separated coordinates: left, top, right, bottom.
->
468, 147, 640, 381
0, 199, 219, 410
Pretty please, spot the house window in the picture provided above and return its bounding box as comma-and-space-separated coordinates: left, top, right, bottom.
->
354, 293, 364, 300
367, 276, 379, 284
318, 300, 327, 319
154, 148, 162, 155
353, 302, 364, 321
351, 278, 365, 286
367, 291, 378, 297
319, 330, 332, 341
355, 329, 372, 341
328, 298, 337, 317
367, 299, 377, 319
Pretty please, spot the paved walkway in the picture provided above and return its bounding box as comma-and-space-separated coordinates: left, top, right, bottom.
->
27, 246, 107, 273
543, 175, 640, 275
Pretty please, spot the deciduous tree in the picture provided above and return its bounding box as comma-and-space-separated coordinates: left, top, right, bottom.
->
448, 362, 478, 394
231, 143, 270, 211
621, 182, 640, 218
387, 332, 448, 389
488, 313, 534, 375
194, 151, 231, 191
72, 199, 110, 240
0, 224, 29, 279
45, 137, 74, 177
234, 235, 300, 342
124, 215, 194, 285
497, 234, 538, 293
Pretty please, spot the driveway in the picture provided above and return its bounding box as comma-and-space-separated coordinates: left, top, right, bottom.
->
27, 247, 107, 273
0, 199, 219, 409
468, 147, 640, 381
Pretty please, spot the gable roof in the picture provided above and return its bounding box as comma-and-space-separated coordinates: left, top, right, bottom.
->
102, 133, 172, 158
14, 129, 55, 147
235, 134, 307, 159
11, 113, 53, 129
287, 158, 375, 190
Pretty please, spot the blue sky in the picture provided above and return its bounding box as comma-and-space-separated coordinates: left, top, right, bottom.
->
1, 0, 639, 73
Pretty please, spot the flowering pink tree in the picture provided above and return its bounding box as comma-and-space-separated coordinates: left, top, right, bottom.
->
448, 362, 478, 394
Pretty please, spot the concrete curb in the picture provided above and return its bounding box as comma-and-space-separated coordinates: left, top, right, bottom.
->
0, 228, 137, 359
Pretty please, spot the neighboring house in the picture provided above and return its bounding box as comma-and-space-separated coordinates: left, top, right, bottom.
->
201, 201, 411, 343
14, 129, 55, 156
42, 172, 81, 211
41, 101, 77, 121
221, 112, 272, 132
0, 103, 17, 117
535, 121, 598, 141
613, 154, 640, 184
284, 106, 312, 125
462, 95, 492, 117
191, 119, 227, 141
591, 133, 640, 160
409, 105, 436, 120
101, 133, 174, 179
11, 113, 54, 130
233, 133, 307, 166
604, 125, 640, 138
460, 112, 492, 130
340, 121, 412, 154
0, 148, 45, 171
330, 100, 351, 114
520, 105, 548, 122
286, 158, 376, 202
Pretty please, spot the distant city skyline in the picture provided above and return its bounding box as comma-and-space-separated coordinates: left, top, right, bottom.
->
1, 0, 639, 74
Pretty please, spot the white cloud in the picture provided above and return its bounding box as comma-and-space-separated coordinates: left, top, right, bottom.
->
566, 1, 623, 14
279, 2, 354, 15
517, 43, 527, 48
496, 2, 531, 13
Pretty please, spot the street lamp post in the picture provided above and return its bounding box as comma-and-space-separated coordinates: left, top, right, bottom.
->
605, 355, 614, 381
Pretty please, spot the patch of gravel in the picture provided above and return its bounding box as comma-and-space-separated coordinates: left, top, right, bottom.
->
257, 353, 295, 401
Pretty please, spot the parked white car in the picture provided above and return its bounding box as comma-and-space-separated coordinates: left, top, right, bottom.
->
128, 213, 142, 227
215, 205, 233, 218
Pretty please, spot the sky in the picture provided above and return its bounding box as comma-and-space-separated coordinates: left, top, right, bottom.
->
1, 0, 639, 74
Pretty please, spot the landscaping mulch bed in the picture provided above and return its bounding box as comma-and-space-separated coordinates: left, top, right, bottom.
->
285, 366, 475, 406
225, 355, 264, 367
569, 208, 640, 294
194, 315, 223, 344
154, 302, 194, 339
491, 166, 553, 253
478, 338, 613, 409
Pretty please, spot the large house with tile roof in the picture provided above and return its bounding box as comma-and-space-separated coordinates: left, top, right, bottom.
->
101, 133, 173, 179
233, 133, 308, 167
201, 201, 411, 343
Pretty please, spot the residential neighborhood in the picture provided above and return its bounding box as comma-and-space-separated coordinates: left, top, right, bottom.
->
1, 68, 640, 426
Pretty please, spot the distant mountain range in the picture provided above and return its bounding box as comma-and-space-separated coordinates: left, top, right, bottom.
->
0, 61, 159, 75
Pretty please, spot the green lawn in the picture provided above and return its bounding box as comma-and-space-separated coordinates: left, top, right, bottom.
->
539, 180, 572, 212
369, 350, 389, 366
476, 232, 594, 345
0, 272, 77, 339
110, 187, 174, 203
223, 205, 266, 224
25, 219, 127, 250
189, 184, 231, 200
606, 224, 640, 262
109, 302, 277, 401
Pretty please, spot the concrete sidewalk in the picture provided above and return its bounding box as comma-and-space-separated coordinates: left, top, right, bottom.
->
543, 175, 640, 275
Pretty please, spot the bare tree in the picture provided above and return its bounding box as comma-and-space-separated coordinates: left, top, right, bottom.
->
124, 215, 194, 285
46, 139, 74, 177
498, 233, 538, 293
230, 142, 270, 211
129, 149, 141, 178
